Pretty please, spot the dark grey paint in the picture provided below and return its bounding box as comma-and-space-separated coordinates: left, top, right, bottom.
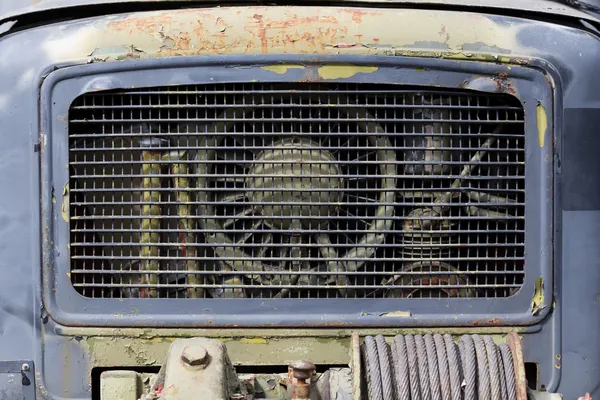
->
0, 361, 36, 400
0, 6, 598, 400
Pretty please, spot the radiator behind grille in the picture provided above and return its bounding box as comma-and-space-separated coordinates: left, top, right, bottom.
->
67, 83, 525, 299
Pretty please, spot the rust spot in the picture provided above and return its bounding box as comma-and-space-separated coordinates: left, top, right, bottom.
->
472, 317, 504, 326
347, 9, 381, 23
252, 14, 268, 54
492, 72, 516, 95
507, 332, 527, 400
296, 68, 320, 83
107, 13, 175, 34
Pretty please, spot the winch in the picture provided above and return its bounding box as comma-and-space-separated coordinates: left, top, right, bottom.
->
100, 333, 535, 400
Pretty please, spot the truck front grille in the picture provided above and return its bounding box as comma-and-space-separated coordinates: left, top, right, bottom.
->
67, 83, 525, 299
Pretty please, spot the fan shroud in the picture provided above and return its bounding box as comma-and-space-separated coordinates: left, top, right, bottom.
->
193, 94, 397, 298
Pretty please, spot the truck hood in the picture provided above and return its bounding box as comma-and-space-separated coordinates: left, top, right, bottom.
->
1, 0, 598, 25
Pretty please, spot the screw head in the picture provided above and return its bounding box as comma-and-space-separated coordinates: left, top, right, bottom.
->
181, 345, 209, 367
21, 363, 30, 372
290, 360, 316, 380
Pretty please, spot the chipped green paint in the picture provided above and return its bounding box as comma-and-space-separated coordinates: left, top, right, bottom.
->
536, 103, 548, 148
392, 49, 529, 65
68, 328, 525, 370
61, 183, 69, 223
81, 335, 350, 367
317, 65, 378, 79
261, 64, 306, 74
531, 277, 545, 316
57, 326, 534, 339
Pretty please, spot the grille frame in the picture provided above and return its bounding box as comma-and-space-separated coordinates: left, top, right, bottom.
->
41, 56, 553, 327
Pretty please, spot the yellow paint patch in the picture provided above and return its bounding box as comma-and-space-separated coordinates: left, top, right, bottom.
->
536, 103, 548, 148
317, 65, 378, 80
261, 64, 305, 74
531, 277, 545, 315
239, 337, 269, 344
379, 310, 412, 318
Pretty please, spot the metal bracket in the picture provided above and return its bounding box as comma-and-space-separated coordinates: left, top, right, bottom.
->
528, 388, 564, 400
0, 360, 36, 400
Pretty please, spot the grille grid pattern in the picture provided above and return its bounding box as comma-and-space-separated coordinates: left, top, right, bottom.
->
67, 83, 525, 299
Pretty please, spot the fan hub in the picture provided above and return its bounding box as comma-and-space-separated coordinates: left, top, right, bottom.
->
246, 138, 344, 229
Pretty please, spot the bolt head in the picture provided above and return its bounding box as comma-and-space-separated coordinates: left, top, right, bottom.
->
290, 360, 316, 380
181, 345, 209, 367
21, 363, 30, 372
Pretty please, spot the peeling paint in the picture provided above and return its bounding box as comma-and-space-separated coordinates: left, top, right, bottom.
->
260, 64, 305, 74
41, 7, 524, 64
61, 183, 69, 223
531, 277, 545, 316
317, 65, 378, 79
536, 103, 548, 148
378, 310, 412, 317
57, 326, 533, 340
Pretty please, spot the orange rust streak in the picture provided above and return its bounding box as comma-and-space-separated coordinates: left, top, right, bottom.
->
252, 14, 268, 54
101, 7, 363, 55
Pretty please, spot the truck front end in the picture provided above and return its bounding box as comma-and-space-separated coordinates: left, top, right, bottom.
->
0, 1, 598, 399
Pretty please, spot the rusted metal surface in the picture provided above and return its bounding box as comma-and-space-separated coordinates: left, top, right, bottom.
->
39, 6, 541, 65
180, 345, 209, 368
139, 140, 162, 298
351, 332, 362, 400
288, 360, 315, 400
507, 332, 527, 400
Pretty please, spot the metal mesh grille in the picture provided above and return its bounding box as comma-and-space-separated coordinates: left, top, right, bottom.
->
67, 83, 525, 299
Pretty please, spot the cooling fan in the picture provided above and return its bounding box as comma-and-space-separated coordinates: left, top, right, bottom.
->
193, 94, 398, 298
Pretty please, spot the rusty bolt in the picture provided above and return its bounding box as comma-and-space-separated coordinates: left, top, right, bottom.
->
181, 345, 209, 367
290, 360, 316, 381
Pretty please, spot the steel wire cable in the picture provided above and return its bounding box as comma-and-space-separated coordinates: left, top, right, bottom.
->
405, 335, 422, 400
376, 335, 397, 400
500, 344, 517, 400
434, 333, 452, 400
415, 335, 432, 400
363, 336, 384, 400
424, 334, 442, 400
361, 334, 520, 400
460, 335, 478, 400
444, 334, 463, 400
394, 335, 411, 400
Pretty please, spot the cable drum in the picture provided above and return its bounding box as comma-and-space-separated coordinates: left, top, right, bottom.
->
360, 334, 523, 400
